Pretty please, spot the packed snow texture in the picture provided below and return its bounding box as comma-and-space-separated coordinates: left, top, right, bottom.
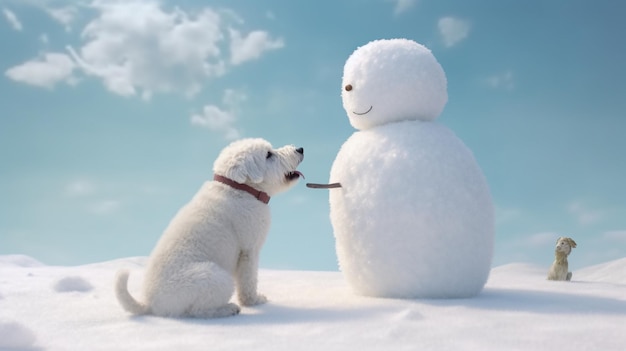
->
330, 38, 493, 298
0, 255, 44, 268
0, 320, 38, 350
53, 276, 93, 293
330, 121, 494, 298
0, 255, 625, 351
341, 39, 447, 130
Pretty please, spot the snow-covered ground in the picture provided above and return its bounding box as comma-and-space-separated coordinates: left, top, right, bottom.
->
1, 255, 625, 351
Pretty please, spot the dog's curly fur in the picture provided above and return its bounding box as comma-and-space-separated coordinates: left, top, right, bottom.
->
115, 138, 303, 318
547, 237, 577, 281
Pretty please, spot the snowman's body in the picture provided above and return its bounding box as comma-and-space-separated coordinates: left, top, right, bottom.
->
330, 121, 493, 298
328, 39, 494, 298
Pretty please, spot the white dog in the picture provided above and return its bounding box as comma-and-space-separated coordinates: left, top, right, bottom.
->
115, 138, 304, 318
547, 237, 577, 281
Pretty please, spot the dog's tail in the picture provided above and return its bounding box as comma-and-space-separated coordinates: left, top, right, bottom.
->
115, 269, 150, 315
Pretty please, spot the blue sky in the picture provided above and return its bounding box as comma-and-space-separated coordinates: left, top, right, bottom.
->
1, 0, 625, 271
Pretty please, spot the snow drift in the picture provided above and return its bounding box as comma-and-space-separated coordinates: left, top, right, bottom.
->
0, 254, 625, 351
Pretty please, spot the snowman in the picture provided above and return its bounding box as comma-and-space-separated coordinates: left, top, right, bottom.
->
308, 38, 494, 298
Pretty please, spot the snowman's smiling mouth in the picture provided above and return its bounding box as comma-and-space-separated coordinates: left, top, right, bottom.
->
353, 106, 372, 115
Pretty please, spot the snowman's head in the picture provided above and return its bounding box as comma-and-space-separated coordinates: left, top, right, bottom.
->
341, 38, 448, 130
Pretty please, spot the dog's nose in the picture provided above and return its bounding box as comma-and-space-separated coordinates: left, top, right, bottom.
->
296, 147, 304, 155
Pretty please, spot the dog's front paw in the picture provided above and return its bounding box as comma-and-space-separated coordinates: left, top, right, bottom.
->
240, 294, 268, 306
220, 303, 241, 316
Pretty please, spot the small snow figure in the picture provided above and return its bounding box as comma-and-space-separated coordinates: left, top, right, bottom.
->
547, 237, 577, 281
308, 39, 495, 298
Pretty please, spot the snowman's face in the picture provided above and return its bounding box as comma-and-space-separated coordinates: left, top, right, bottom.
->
341, 39, 448, 130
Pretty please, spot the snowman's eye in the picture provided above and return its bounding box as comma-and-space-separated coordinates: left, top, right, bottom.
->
345, 84, 353, 92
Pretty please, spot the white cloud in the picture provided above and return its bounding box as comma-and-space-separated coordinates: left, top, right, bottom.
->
63, 178, 121, 215
567, 201, 604, 225
389, 0, 417, 16
46, 6, 78, 32
229, 29, 284, 65
65, 180, 96, 197
89, 199, 120, 215
486, 70, 514, 90
191, 105, 239, 139
3, 8, 23, 31
65, 1, 226, 98
9, 1, 284, 100
222, 88, 246, 107
5, 53, 77, 89
438, 16, 471, 48
191, 89, 246, 140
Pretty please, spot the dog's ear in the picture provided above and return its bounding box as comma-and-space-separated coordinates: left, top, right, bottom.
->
247, 153, 265, 184
226, 164, 247, 183
224, 153, 264, 184
567, 238, 577, 248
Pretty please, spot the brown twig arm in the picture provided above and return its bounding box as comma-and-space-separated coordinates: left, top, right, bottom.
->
306, 183, 342, 189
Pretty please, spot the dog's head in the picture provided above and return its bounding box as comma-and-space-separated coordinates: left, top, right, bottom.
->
555, 237, 577, 255
213, 138, 304, 196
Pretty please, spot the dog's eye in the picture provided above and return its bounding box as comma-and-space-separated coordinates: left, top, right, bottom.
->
266, 151, 273, 159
